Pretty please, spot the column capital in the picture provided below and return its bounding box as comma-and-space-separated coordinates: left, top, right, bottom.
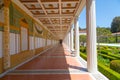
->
4, 0, 11, 7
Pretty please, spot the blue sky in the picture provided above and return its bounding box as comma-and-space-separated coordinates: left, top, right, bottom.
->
78, 0, 120, 29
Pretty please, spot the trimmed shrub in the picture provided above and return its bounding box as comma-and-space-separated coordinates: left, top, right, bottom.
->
110, 60, 120, 74
80, 52, 120, 80
80, 52, 87, 61
111, 50, 120, 54
98, 63, 120, 80
108, 46, 117, 50
99, 46, 109, 50
80, 46, 86, 53
99, 53, 117, 61
108, 53, 120, 59
98, 46, 120, 54
99, 50, 108, 54
98, 55, 110, 67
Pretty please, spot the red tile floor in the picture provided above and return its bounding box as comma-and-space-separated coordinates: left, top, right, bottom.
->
1, 44, 95, 80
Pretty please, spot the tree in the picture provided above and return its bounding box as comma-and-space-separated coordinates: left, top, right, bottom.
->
111, 16, 120, 33
97, 27, 111, 37
80, 35, 86, 46
97, 27, 111, 50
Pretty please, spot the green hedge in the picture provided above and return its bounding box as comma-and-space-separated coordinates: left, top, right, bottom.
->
80, 52, 120, 80
110, 60, 120, 74
98, 55, 110, 67
99, 46, 109, 50
98, 63, 120, 80
108, 53, 120, 59
80, 52, 87, 60
99, 53, 117, 61
98, 46, 120, 54
99, 50, 109, 54
80, 46, 86, 53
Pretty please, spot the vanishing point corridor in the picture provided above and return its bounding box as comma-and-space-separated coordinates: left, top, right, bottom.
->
1, 44, 95, 80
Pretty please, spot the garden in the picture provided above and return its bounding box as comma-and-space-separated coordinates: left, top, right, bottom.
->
80, 46, 120, 80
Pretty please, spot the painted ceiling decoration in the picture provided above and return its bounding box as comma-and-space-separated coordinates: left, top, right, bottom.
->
14, 0, 85, 39
34, 23, 43, 35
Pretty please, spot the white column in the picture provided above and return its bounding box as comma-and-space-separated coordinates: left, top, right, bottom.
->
65, 36, 67, 46
67, 34, 69, 47
86, 0, 97, 73
74, 17, 79, 57
68, 32, 70, 50
70, 27, 74, 51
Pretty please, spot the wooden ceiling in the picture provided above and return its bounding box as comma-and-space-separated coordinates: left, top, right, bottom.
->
18, 0, 85, 39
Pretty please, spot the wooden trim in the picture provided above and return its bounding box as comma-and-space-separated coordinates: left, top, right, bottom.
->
0, 22, 4, 27
19, 20, 28, 28
10, 25, 20, 31
29, 31, 33, 36
20, 27, 29, 51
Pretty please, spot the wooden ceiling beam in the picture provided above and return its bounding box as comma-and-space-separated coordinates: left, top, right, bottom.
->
21, 2, 38, 4
59, 0, 62, 34
45, 24, 70, 26
42, 1, 79, 4
34, 14, 73, 18
37, 0, 57, 34
37, 0, 47, 15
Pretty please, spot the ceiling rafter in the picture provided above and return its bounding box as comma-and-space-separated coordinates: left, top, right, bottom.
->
42, 1, 79, 4
22, 2, 38, 4
18, 0, 85, 39
45, 24, 70, 26
34, 14, 73, 18
37, 0, 57, 34
59, 0, 62, 34
37, 0, 47, 15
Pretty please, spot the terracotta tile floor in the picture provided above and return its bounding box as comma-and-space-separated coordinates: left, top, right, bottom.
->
1, 44, 95, 80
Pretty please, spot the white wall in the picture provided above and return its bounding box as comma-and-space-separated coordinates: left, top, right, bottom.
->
35, 37, 46, 48
16, 34, 20, 53
39, 38, 42, 47
10, 33, 16, 55
42, 38, 45, 47
29, 36, 34, 50
0, 31, 3, 58
35, 37, 38, 48
21, 27, 28, 51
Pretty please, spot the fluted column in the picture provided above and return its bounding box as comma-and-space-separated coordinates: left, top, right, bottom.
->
74, 17, 79, 57
3, 0, 11, 69
70, 27, 74, 51
68, 32, 70, 50
86, 0, 97, 73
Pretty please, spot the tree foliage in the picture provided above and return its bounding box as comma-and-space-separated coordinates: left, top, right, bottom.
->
97, 27, 111, 43
111, 16, 120, 33
80, 35, 86, 46
97, 27, 111, 36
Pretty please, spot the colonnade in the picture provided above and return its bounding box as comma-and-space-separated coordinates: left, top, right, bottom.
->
63, 0, 97, 73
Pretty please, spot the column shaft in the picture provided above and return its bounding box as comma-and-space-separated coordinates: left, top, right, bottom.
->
70, 27, 74, 51
3, 0, 11, 69
74, 17, 79, 57
86, 0, 97, 73
68, 32, 70, 50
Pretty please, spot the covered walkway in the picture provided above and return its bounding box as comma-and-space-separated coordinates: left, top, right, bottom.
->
1, 44, 95, 80
0, 0, 109, 79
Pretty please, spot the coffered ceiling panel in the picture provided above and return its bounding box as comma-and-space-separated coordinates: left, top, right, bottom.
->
18, 0, 85, 39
